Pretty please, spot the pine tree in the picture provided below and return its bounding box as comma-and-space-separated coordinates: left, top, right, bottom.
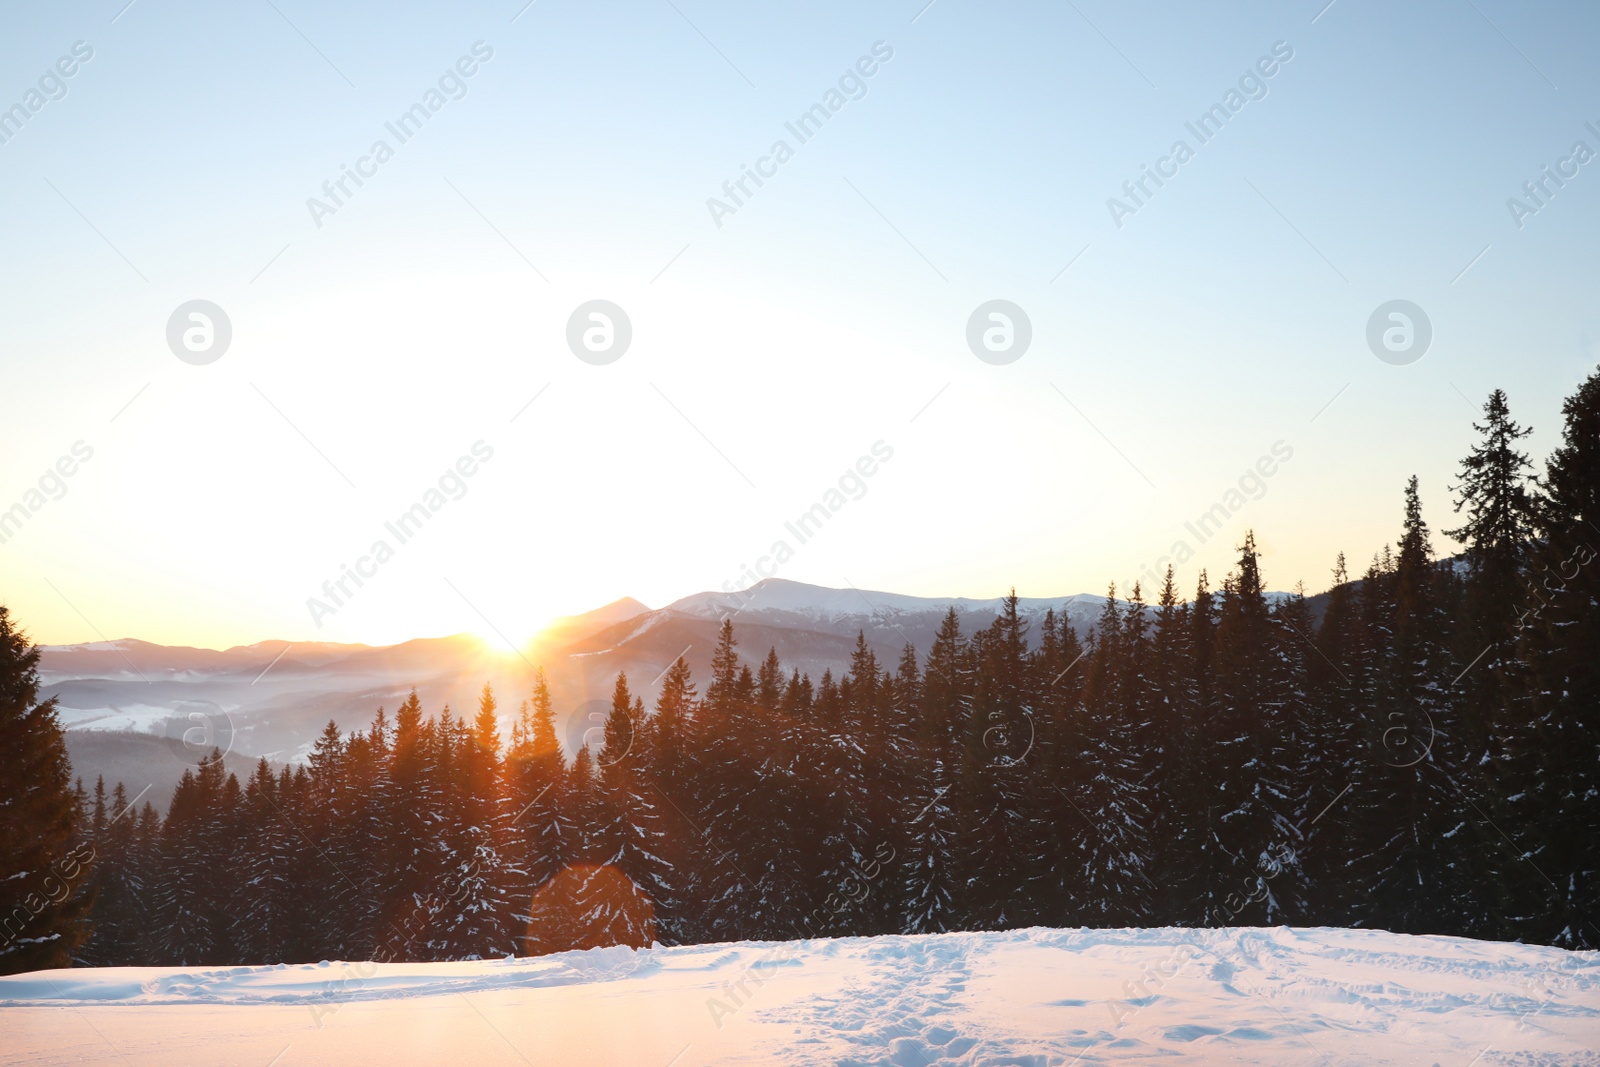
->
644, 656, 696, 944
431, 685, 514, 958
901, 610, 970, 933
1029, 609, 1088, 928
1433, 390, 1539, 939
525, 746, 655, 953
901, 762, 957, 933
343, 708, 394, 958
695, 622, 800, 940
1505, 366, 1600, 947
523, 862, 658, 954
814, 632, 893, 934
300, 720, 354, 958
1301, 555, 1378, 925
595, 673, 670, 947
1364, 479, 1465, 934
0, 605, 93, 974
1447, 389, 1537, 767
154, 752, 238, 965
79, 781, 148, 965
1067, 585, 1155, 925
1144, 567, 1200, 921
230, 759, 296, 963
1155, 569, 1220, 923
378, 689, 436, 957
508, 670, 574, 912
1202, 535, 1299, 926
1266, 584, 1316, 919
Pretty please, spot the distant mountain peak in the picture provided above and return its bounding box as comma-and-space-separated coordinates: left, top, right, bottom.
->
544, 596, 651, 629
665, 578, 1108, 623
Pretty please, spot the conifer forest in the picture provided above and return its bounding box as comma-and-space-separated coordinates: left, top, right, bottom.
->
4, 374, 1598, 973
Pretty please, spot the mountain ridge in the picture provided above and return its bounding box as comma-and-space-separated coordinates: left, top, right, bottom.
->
35, 577, 1323, 801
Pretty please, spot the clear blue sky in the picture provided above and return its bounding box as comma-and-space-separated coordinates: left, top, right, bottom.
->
2, 0, 1597, 648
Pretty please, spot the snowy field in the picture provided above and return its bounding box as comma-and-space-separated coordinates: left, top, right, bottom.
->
2, 927, 1596, 1066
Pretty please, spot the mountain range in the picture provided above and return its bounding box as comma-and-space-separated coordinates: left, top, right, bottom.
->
38, 577, 1313, 804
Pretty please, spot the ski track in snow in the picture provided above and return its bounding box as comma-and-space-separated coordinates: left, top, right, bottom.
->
2, 927, 1597, 1066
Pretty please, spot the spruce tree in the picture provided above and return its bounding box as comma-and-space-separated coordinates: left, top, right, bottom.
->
695, 622, 800, 940
596, 672, 671, 947
1302, 555, 1379, 926
154, 752, 237, 965
1145, 567, 1201, 921
644, 656, 696, 944
1506, 367, 1600, 947
1364, 479, 1465, 934
0, 605, 93, 974
378, 689, 435, 957
431, 685, 514, 958
230, 759, 295, 963
300, 720, 353, 957
1068, 585, 1155, 925
1204, 534, 1298, 926
901, 611, 970, 933
1447, 389, 1537, 757
78, 781, 148, 966
818, 632, 892, 934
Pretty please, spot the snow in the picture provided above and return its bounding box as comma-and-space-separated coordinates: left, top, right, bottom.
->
3, 927, 1596, 1065
48, 701, 243, 735
50, 703, 188, 733
36, 640, 137, 653
668, 578, 1112, 625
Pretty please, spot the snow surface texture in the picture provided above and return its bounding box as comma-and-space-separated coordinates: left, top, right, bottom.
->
2, 927, 1596, 1066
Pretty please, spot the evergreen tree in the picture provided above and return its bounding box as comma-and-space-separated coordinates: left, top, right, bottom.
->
1145, 567, 1200, 920
694, 621, 800, 940
596, 673, 670, 947
154, 752, 238, 965
299, 719, 354, 957
644, 656, 697, 944
1365, 479, 1464, 934
902, 610, 971, 933
1301, 555, 1379, 925
378, 689, 436, 957
1203, 535, 1299, 926
77, 781, 147, 965
508, 670, 574, 912
0, 606, 93, 974
1506, 366, 1600, 947
230, 759, 296, 963
432, 685, 514, 958
1448, 389, 1537, 779
1067, 585, 1155, 925
524, 746, 656, 952
817, 632, 893, 934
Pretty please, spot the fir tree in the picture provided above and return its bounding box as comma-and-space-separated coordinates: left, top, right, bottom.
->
596, 673, 670, 948
0, 606, 93, 974
1506, 366, 1600, 947
229, 759, 296, 963
644, 656, 697, 944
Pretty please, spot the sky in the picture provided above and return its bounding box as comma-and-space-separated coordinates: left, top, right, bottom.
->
1, 0, 1597, 650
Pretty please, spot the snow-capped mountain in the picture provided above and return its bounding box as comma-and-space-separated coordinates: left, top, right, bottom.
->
616, 578, 1133, 675
666, 577, 1113, 637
